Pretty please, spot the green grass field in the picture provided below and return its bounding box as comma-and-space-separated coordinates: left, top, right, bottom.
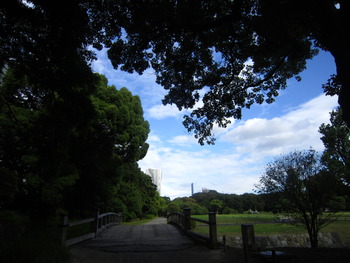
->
191, 212, 350, 244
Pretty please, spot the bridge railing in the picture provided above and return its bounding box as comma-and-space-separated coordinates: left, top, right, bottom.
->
59, 211, 122, 246
167, 208, 217, 249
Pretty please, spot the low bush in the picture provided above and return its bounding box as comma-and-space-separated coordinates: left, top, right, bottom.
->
0, 212, 71, 263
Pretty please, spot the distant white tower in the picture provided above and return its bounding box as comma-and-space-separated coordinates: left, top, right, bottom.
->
145, 168, 162, 195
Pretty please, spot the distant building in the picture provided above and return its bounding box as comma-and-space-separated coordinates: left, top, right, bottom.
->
202, 188, 209, 193
145, 168, 162, 194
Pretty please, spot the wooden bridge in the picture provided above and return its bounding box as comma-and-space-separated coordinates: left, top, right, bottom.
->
65, 212, 251, 263
61, 210, 350, 263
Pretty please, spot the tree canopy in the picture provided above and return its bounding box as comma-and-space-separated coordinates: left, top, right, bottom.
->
1, 0, 349, 145
190, 190, 264, 214
104, 0, 349, 144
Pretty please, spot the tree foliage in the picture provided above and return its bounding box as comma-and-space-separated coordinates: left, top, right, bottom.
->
0, 66, 95, 216
256, 149, 340, 248
191, 190, 264, 214
1, 0, 350, 145
0, 68, 156, 220
102, 0, 349, 144
319, 107, 350, 187
63, 74, 151, 218
111, 163, 159, 221
169, 197, 208, 215
210, 199, 224, 214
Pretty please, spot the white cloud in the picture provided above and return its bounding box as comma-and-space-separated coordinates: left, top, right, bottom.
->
139, 141, 266, 199
147, 134, 162, 144
168, 135, 197, 146
147, 103, 184, 119
283, 94, 336, 123
220, 94, 338, 157
212, 118, 236, 136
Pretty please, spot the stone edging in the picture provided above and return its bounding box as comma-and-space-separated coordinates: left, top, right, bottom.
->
219, 232, 343, 249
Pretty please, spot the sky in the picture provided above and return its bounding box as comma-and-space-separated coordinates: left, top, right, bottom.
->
91, 49, 339, 200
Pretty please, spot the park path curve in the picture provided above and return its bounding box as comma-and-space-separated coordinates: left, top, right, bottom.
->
70, 217, 244, 263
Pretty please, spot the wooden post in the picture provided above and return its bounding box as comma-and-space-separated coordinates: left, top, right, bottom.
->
223, 235, 227, 252
59, 215, 69, 246
208, 212, 217, 249
118, 213, 122, 224
101, 214, 105, 227
241, 224, 256, 251
92, 210, 100, 238
183, 208, 191, 232
272, 249, 276, 263
244, 245, 248, 263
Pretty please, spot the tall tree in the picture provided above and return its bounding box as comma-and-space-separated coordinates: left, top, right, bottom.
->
113, 163, 159, 221
0, 66, 96, 216
0, 69, 151, 218
64, 74, 150, 216
319, 107, 350, 187
256, 149, 340, 248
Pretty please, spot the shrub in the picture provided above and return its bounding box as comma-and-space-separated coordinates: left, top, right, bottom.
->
0, 216, 71, 263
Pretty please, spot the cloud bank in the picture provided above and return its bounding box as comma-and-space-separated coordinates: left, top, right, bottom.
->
139, 94, 338, 199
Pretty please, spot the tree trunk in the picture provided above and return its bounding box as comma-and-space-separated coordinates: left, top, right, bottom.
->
334, 50, 350, 127
308, 229, 319, 248
312, 0, 350, 127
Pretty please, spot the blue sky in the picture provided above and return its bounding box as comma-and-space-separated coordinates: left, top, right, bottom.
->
92, 50, 338, 199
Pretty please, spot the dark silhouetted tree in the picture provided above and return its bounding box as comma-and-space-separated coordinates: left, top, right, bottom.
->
102, 0, 350, 144
64, 74, 150, 217
2, 1, 350, 145
319, 107, 350, 187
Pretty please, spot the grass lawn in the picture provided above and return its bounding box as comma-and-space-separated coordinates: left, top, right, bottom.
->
191, 212, 350, 244
194, 213, 277, 224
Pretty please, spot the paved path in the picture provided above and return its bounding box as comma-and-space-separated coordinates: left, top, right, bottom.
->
70, 217, 249, 263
